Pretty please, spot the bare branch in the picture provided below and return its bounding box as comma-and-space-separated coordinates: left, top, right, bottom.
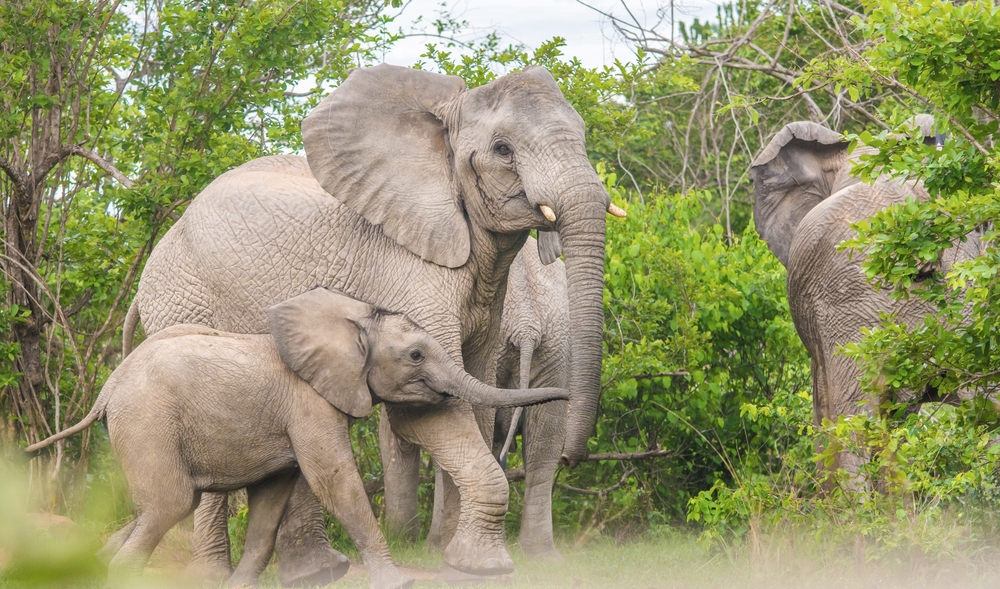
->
586, 447, 678, 461
68, 145, 134, 188
631, 371, 689, 380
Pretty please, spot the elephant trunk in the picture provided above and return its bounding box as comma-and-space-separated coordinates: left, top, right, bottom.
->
499, 340, 535, 463
434, 349, 567, 408
553, 182, 608, 467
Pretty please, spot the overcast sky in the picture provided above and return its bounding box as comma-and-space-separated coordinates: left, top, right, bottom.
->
380, 0, 724, 69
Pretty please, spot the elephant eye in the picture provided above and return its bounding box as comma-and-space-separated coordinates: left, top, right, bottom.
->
409, 349, 424, 362
494, 142, 512, 157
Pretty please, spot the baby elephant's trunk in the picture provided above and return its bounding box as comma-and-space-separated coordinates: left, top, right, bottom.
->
433, 350, 567, 408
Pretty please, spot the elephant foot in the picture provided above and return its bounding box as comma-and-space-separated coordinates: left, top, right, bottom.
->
277, 548, 350, 588
522, 545, 563, 562
184, 558, 233, 585
442, 531, 514, 576
368, 564, 415, 589
435, 564, 512, 586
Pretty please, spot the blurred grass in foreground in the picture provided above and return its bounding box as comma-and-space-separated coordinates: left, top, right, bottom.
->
282, 531, 1000, 589
5, 450, 1000, 589
0, 458, 104, 588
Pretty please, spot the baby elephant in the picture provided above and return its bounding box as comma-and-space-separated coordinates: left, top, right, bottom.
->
26, 288, 567, 589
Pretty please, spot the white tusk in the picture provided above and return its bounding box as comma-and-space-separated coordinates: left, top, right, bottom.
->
539, 205, 556, 222
607, 202, 627, 218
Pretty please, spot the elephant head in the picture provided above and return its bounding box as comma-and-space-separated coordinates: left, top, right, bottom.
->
750, 115, 937, 267
301, 64, 611, 464
267, 288, 568, 418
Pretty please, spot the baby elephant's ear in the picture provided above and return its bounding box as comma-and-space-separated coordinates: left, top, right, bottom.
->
268, 288, 374, 418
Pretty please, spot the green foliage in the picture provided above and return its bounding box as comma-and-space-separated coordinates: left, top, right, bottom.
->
804, 0, 1000, 409
689, 401, 1000, 559
0, 299, 28, 390
1, 0, 398, 497
543, 175, 809, 532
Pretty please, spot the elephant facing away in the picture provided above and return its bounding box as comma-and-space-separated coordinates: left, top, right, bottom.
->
125, 63, 614, 583
750, 117, 982, 474
28, 289, 567, 588
493, 236, 570, 560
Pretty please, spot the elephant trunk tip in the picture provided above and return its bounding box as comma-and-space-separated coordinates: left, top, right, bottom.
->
559, 454, 581, 468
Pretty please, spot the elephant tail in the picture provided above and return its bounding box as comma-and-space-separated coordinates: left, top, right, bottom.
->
122, 298, 140, 358
24, 403, 106, 455
499, 340, 535, 465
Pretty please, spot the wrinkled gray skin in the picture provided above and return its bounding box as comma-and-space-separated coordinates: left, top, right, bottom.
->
124, 64, 611, 582
28, 289, 568, 588
751, 117, 982, 475
493, 237, 569, 560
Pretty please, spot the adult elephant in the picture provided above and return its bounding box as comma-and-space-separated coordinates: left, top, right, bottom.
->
750, 117, 981, 474
125, 64, 615, 585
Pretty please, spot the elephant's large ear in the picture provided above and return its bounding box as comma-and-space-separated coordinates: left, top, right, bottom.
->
302, 64, 469, 268
268, 288, 374, 418
750, 121, 848, 267
902, 114, 939, 145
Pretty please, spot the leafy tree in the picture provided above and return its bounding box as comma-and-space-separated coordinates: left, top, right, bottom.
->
0, 0, 396, 506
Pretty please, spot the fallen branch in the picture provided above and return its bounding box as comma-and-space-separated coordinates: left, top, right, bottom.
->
586, 447, 677, 461
557, 466, 637, 497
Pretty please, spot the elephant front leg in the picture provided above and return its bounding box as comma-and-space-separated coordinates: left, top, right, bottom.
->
379, 405, 421, 543
427, 405, 495, 551
291, 411, 413, 589
387, 400, 513, 576
274, 477, 351, 587
427, 349, 499, 552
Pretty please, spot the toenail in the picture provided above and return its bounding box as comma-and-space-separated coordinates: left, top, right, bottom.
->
459, 559, 471, 569
482, 558, 501, 570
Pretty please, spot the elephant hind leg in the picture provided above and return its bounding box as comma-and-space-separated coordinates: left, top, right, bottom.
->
518, 402, 565, 560
228, 470, 299, 587
98, 520, 138, 565
107, 480, 198, 586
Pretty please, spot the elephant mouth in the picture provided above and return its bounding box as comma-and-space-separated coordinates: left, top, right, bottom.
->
415, 379, 451, 400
